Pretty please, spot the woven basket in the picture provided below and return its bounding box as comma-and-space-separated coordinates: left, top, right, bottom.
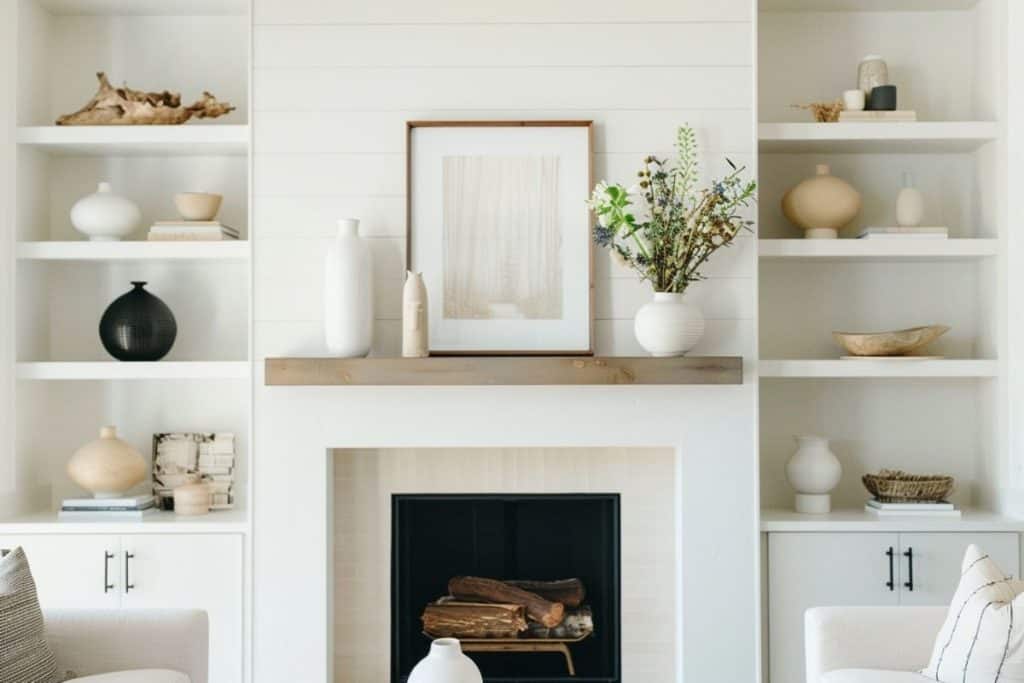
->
862, 469, 954, 503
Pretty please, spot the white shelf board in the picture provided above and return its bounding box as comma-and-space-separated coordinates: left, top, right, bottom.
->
16, 125, 249, 157
16, 362, 250, 381
17, 241, 249, 262
759, 359, 998, 378
759, 0, 978, 11
34, 0, 248, 16
0, 508, 249, 535
759, 238, 998, 261
761, 508, 1024, 533
759, 122, 998, 153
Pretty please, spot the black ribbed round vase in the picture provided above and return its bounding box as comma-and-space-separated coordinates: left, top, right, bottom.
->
99, 281, 177, 361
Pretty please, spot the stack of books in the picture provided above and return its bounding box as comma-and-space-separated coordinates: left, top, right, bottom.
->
839, 110, 918, 122
859, 227, 948, 239
59, 495, 156, 520
865, 499, 961, 518
147, 221, 239, 241
199, 433, 236, 510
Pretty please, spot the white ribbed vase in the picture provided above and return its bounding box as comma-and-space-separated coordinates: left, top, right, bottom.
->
324, 219, 373, 357
408, 639, 482, 683
633, 292, 705, 357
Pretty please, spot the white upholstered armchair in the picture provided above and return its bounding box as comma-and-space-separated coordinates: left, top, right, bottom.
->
805, 606, 947, 683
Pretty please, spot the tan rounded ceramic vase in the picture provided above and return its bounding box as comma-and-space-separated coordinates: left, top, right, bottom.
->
782, 164, 862, 239
67, 426, 146, 499
174, 482, 211, 516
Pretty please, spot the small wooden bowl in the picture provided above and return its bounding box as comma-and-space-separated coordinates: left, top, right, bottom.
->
833, 325, 950, 357
174, 192, 222, 221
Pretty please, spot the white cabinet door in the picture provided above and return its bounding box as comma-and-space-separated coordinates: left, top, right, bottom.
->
769, 533, 900, 683
0, 535, 120, 609
898, 533, 1020, 606
121, 534, 243, 683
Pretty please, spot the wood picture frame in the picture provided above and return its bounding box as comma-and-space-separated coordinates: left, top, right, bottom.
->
406, 120, 594, 356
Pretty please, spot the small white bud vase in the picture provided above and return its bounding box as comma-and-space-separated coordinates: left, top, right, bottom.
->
408, 638, 482, 683
324, 218, 373, 357
402, 271, 429, 358
67, 426, 147, 499
633, 292, 705, 357
785, 435, 842, 514
896, 171, 925, 228
70, 181, 142, 241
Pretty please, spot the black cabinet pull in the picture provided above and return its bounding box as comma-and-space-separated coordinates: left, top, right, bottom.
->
885, 546, 895, 591
903, 547, 915, 592
124, 552, 135, 593
103, 551, 114, 593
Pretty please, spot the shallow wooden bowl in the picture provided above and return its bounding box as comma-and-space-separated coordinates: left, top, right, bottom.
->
832, 325, 950, 357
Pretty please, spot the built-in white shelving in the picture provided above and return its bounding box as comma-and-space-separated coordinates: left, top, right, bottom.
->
35, 0, 248, 15
760, 0, 979, 11
759, 359, 998, 379
16, 362, 250, 381
0, 508, 250, 534
758, 122, 998, 153
758, 238, 997, 261
760, 508, 1024, 532
17, 241, 249, 262
16, 125, 250, 157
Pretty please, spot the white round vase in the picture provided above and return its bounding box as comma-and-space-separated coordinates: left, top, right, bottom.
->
67, 426, 147, 499
634, 292, 705, 357
409, 639, 482, 683
324, 218, 373, 357
785, 435, 842, 514
70, 182, 142, 241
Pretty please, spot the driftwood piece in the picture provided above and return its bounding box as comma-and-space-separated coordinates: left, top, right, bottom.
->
506, 579, 586, 608
449, 576, 565, 628
524, 606, 594, 640
422, 601, 527, 639
56, 72, 235, 126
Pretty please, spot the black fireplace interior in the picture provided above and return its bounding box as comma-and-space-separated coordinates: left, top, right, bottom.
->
392, 493, 621, 683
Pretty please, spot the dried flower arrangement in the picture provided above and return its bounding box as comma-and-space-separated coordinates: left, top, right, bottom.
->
586, 125, 756, 294
792, 99, 844, 123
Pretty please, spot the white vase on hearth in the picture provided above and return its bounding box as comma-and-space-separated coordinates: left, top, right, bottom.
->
324, 218, 373, 357
408, 638, 482, 683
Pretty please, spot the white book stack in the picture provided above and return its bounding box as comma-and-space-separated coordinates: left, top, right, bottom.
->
199, 433, 236, 510
858, 227, 949, 239
865, 499, 961, 518
59, 495, 157, 520
148, 221, 239, 241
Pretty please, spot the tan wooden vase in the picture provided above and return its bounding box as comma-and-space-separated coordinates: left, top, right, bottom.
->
67, 426, 146, 499
781, 164, 862, 239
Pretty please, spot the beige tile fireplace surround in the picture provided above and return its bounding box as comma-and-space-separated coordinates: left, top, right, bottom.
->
333, 447, 678, 682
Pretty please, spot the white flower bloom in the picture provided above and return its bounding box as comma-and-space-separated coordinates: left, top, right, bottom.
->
598, 213, 611, 227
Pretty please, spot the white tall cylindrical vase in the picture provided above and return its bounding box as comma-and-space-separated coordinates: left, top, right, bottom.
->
402, 271, 429, 358
408, 638, 482, 683
633, 292, 705, 357
785, 435, 842, 514
324, 218, 373, 357
896, 171, 925, 227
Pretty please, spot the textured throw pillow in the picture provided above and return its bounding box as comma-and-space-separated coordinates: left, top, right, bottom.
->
921, 544, 1024, 682
0, 547, 62, 683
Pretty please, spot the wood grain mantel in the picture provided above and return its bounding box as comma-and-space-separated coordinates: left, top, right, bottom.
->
264, 356, 743, 386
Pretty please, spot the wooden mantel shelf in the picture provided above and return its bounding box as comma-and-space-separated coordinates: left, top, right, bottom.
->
264, 356, 743, 386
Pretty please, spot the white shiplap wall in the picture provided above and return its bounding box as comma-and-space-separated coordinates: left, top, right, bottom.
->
252, 2, 758, 682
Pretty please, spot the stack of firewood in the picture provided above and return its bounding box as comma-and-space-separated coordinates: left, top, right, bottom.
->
421, 576, 594, 640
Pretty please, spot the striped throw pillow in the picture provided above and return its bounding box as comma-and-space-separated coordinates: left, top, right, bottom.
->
921, 544, 1024, 682
0, 547, 61, 683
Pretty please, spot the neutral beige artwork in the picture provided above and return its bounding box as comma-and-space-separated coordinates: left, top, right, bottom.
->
442, 156, 562, 319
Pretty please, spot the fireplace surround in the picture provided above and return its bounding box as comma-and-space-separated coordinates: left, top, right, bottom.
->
391, 493, 621, 682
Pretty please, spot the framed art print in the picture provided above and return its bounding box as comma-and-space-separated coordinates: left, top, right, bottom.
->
407, 121, 594, 355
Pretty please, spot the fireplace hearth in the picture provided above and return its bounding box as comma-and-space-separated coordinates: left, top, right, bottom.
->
392, 494, 621, 683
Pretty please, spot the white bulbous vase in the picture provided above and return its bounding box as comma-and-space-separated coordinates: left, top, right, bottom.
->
633, 292, 705, 357
70, 182, 142, 241
785, 435, 842, 514
324, 218, 373, 357
408, 639, 482, 683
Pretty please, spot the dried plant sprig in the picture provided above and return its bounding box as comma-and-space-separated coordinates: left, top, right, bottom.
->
792, 99, 844, 123
586, 125, 757, 294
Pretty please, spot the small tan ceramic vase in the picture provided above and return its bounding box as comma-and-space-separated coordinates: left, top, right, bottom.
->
174, 482, 212, 516
67, 426, 146, 498
781, 164, 862, 239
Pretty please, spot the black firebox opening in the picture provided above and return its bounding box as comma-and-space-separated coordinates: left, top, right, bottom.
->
391, 494, 621, 683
